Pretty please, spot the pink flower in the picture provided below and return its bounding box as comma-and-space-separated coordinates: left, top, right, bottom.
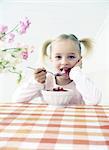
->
0, 25, 8, 40
19, 17, 31, 34
0, 25, 8, 33
23, 17, 31, 28
8, 33, 15, 43
21, 50, 28, 60
0, 18, 32, 83
19, 26, 27, 34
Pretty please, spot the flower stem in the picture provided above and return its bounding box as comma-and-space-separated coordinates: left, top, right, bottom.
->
0, 24, 19, 39
8, 69, 22, 83
1, 47, 21, 51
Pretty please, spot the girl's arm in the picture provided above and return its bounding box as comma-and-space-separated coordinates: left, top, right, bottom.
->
69, 67, 102, 105
12, 67, 46, 103
12, 77, 44, 103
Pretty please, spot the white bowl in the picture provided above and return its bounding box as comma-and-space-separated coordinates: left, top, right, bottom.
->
41, 89, 73, 107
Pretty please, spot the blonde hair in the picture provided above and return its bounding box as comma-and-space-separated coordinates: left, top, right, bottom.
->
40, 34, 93, 62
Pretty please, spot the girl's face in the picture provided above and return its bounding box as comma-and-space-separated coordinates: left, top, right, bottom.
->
50, 39, 81, 79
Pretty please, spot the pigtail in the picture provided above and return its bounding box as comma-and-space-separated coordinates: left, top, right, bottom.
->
40, 40, 52, 62
79, 38, 93, 56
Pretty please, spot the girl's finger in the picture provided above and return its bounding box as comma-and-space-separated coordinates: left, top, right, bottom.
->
34, 68, 46, 74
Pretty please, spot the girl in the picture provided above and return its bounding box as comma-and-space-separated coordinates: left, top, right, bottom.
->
12, 34, 101, 105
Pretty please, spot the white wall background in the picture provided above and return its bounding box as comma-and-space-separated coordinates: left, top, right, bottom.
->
0, 0, 109, 103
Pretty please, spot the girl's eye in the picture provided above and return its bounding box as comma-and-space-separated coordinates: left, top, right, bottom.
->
55, 56, 62, 60
67, 55, 76, 60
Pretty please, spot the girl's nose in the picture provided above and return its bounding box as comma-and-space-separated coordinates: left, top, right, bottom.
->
61, 58, 69, 65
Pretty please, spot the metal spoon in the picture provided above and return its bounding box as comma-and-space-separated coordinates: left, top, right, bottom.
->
27, 66, 62, 76
27, 57, 82, 76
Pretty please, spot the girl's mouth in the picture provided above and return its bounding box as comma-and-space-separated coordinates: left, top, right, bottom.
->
57, 68, 71, 76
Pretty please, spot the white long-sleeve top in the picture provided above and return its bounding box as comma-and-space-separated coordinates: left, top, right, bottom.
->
12, 67, 102, 105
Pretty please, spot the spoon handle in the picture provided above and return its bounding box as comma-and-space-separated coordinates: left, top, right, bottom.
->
27, 57, 82, 76
27, 66, 36, 70
27, 67, 57, 76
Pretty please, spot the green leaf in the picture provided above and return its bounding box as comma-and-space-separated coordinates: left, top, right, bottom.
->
17, 73, 22, 83
11, 54, 16, 58
14, 48, 22, 52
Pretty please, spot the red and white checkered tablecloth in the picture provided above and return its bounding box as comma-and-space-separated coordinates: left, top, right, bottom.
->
0, 102, 109, 150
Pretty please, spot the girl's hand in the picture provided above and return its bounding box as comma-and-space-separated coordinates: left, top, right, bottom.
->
34, 68, 47, 84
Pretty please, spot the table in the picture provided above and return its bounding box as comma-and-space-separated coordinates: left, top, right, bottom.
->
0, 103, 109, 150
